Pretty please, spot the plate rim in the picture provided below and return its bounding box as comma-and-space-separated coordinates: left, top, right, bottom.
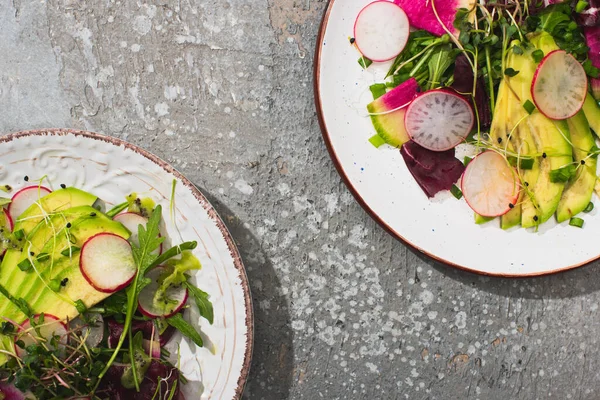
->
0, 128, 254, 398
313, 0, 599, 278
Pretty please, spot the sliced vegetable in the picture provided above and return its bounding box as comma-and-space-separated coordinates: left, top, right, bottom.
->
138, 267, 188, 318
8, 186, 52, 223
400, 140, 465, 198
15, 314, 67, 357
405, 89, 474, 151
354, 1, 410, 62
584, 26, 600, 100
366, 77, 419, 148
113, 212, 162, 254
69, 313, 104, 349
80, 233, 137, 293
531, 50, 588, 120
394, 0, 475, 37
461, 151, 519, 217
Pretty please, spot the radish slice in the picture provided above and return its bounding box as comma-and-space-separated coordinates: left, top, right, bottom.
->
80, 233, 136, 293
15, 314, 67, 357
69, 313, 104, 348
113, 212, 162, 254
531, 50, 588, 120
142, 339, 161, 358
405, 90, 474, 151
354, 1, 410, 62
8, 186, 52, 222
461, 151, 519, 217
138, 267, 188, 318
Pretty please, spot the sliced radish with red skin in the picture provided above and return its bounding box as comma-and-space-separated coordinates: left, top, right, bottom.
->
138, 267, 188, 319
8, 185, 52, 223
461, 151, 519, 217
113, 212, 162, 254
354, 1, 410, 62
69, 313, 104, 348
80, 233, 136, 293
531, 50, 588, 120
15, 314, 68, 358
405, 90, 474, 151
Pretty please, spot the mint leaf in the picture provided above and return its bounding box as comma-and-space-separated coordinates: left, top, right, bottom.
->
185, 282, 214, 324
167, 313, 203, 347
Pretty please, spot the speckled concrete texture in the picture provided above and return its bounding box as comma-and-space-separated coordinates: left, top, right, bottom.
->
2, 1, 600, 399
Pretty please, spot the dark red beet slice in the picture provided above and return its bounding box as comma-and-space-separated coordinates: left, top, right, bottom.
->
451, 54, 491, 130
400, 141, 465, 198
99, 361, 180, 400
107, 318, 176, 348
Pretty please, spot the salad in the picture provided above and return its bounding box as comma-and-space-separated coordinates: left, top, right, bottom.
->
0, 180, 213, 399
354, 0, 600, 230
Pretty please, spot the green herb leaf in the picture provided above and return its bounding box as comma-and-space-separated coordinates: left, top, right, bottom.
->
427, 44, 456, 90
576, 0, 589, 13
75, 300, 87, 314
36, 253, 50, 262
106, 202, 129, 218
369, 83, 387, 100
463, 156, 472, 167
48, 279, 61, 293
368, 134, 386, 149
61, 246, 80, 257
450, 185, 463, 200
550, 164, 578, 182
17, 259, 32, 272
508, 157, 535, 170
13, 229, 24, 240
0, 283, 33, 317
531, 49, 545, 63
185, 282, 214, 324
584, 202, 594, 213
512, 45, 524, 55
504, 68, 519, 77
523, 100, 536, 115
570, 217, 585, 228
358, 56, 372, 69
0, 322, 14, 335
166, 313, 203, 347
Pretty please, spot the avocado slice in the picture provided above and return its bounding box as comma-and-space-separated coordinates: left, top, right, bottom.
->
582, 92, 600, 138
556, 111, 597, 222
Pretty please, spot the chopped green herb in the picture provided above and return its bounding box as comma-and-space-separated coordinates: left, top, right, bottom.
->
36, 253, 50, 262
549, 164, 578, 183
368, 134, 386, 149
358, 56, 373, 69
523, 100, 536, 115
48, 279, 61, 293
584, 202, 594, 213
508, 157, 535, 170
13, 229, 24, 240
17, 259, 32, 272
504, 68, 519, 77
531, 49, 545, 63
512, 45, 524, 55
463, 156, 473, 166
576, 0, 589, 13
75, 299, 87, 314
450, 185, 463, 200
61, 246, 80, 257
369, 83, 387, 100
570, 217, 584, 228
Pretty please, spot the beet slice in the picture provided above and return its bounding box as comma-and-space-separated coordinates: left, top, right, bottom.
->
99, 360, 180, 400
400, 141, 465, 198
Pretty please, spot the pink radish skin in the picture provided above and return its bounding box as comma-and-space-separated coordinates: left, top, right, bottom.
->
405, 89, 474, 151
80, 233, 137, 293
531, 50, 588, 120
138, 267, 188, 319
461, 151, 519, 217
15, 314, 68, 358
8, 186, 52, 223
142, 339, 161, 358
354, 1, 410, 62
113, 212, 163, 254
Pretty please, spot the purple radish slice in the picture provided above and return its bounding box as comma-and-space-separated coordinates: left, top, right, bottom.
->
367, 77, 419, 147
400, 141, 465, 198
584, 26, 600, 100
138, 267, 188, 319
394, 0, 475, 37
8, 185, 52, 223
69, 313, 104, 348
404, 89, 474, 151
531, 50, 588, 120
354, 1, 410, 62
461, 151, 519, 217
15, 314, 68, 358
80, 233, 136, 293
113, 212, 163, 254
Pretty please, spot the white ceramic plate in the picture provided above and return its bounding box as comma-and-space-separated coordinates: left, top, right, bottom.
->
315, 0, 600, 276
0, 129, 252, 399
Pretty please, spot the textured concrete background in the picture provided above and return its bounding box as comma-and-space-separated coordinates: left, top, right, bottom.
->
2, 1, 600, 399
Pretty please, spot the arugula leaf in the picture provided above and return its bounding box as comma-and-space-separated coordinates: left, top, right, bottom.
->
167, 313, 203, 347
185, 282, 214, 324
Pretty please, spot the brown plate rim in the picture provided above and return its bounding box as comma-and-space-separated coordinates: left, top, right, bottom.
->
313, 0, 597, 278
0, 128, 254, 398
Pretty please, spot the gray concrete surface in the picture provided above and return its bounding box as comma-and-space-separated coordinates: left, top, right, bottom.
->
2, 1, 600, 399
